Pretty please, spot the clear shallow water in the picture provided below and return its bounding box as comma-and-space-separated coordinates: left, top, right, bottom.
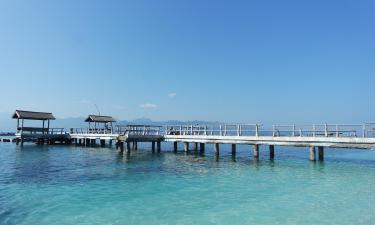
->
1, 143, 375, 225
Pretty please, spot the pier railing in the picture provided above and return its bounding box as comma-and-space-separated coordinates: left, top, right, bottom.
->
117, 125, 163, 136
165, 123, 375, 138
16, 127, 66, 135
70, 127, 115, 134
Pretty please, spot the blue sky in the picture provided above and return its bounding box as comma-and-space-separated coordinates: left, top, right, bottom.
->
0, 0, 374, 124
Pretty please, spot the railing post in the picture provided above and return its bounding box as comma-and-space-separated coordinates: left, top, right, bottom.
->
313, 124, 316, 137
237, 125, 240, 136
224, 125, 227, 136
219, 125, 222, 136
363, 124, 366, 138
255, 124, 259, 137
336, 125, 339, 137
205, 125, 208, 136
272, 125, 275, 137
300, 129, 303, 137
292, 124, 295, 137
325, 123, 328, 137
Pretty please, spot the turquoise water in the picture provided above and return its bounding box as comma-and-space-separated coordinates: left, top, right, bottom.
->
1, 142, 375, 225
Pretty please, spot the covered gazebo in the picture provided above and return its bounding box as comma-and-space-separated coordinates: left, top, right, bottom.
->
85, 115, 116, 132
12, 110, 56, 134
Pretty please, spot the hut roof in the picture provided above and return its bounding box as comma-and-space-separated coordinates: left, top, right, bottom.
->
85, 115, 116, 123
12, 110, 56, 120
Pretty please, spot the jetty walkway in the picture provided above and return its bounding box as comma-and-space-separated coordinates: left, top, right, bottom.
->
9, 110, 375, 161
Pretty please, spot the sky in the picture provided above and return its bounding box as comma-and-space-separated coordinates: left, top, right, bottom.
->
0, 0, 374, 124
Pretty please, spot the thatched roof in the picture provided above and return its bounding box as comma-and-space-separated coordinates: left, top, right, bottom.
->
12, 110, 56, 120
85, 115, 116, 123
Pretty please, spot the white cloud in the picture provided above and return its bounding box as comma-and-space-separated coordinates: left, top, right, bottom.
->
140, 103, 158, 109
168, 92, 177, 98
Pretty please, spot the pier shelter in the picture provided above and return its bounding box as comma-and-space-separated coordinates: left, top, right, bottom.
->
85, 115, 116, 133
12, 110, 67, 145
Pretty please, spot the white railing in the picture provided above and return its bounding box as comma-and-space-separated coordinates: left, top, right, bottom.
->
116, 125, 163, 136
165, 123, 375, 138
70, 127, 114, 134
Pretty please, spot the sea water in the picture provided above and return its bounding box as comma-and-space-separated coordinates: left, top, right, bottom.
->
1, 142, 375, 225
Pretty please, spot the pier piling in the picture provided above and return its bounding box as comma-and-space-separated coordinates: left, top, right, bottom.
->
173, 142, 178, 152
157, 141, 161, 153
184, 142, 189, 152
253, 144, 259, 158
126, 142, 131, 153
214, 143, 219, 155
318, 146, 324, 161
152, 142, 156, 152
310, 146, 316, 161
200, 143, 205, 152
269, 145, 275, 160
231, 144, 236, 155
100, 139, 105, 147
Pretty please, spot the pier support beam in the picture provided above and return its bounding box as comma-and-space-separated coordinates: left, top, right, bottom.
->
132, 142, 138, 150
200, 143, 205, 152
116, 141, 124, 154
194, 143, 198, 151
152, 141, 156, 152
231, 144, 236, 155
214, 143, 219, 155
78, 139, 82, 145
157, 141, 161, 153
109, 140, 113, 147
173, 142, 178, 152
253, 144, 259, 159
184, 142, 189, 152
269, 145, 275, 160
100, 139, 105, 147
318, 146, 324, 161
310, 146, 316, 161
126, 142, 131, 154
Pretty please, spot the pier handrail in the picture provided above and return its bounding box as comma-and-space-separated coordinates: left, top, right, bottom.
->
164, 123, 375, 138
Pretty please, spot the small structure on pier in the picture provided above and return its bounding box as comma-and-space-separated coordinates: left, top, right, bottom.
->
85, 115, 116, 133
12, 110, 67, 145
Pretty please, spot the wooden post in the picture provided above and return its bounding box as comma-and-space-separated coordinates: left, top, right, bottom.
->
310, 146, 316, 161
318, 146, 324, 161
253, 144, 259, 158
109, 140, 113, 146
173, 142, 178, 152
152, 141, 156, 152
79, 139, 82, 145
194, 142, 198, 151
116, 141, 124, 154
231, 144, 236, 155
126, 142, 131, 153
184, 142, 189, 152
214, 143, 219, 155
269, 145, 275, 160
100, 139, 105, 147
157, 141, 161, 153
200, 143, 205, 152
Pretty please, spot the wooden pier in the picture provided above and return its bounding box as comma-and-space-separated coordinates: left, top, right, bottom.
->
9, 110, 375, 162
